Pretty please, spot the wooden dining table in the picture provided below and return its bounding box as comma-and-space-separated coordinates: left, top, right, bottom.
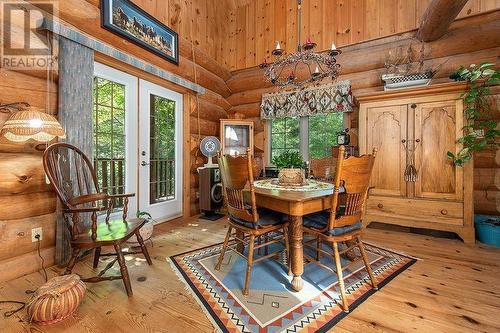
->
251, 184, 334, 292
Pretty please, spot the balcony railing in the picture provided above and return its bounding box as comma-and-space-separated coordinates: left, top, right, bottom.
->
93, 158, 175, 208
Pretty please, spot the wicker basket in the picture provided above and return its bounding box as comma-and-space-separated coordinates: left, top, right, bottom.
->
27, 274, 86, 325
278, 168, 305, 186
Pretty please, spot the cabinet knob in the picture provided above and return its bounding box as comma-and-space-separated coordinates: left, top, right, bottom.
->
415, 139, 421, 143
377, 203, 384, 209
401, 139, 406, 144
411, 103, 417, 109
441, 209, 448, 215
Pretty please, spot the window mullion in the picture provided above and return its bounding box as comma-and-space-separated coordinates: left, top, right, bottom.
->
299, 116, 309, 161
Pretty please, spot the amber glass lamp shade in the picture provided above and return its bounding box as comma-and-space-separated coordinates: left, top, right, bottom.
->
0, 108, 65, 142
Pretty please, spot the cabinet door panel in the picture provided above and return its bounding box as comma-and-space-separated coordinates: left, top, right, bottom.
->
414, 101, 463, 200
366, 105, 407, 197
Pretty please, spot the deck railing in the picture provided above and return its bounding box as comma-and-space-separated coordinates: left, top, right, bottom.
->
93, 158, 175, 208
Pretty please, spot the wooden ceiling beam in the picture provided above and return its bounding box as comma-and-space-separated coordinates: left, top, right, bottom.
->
416, 0, 468, 42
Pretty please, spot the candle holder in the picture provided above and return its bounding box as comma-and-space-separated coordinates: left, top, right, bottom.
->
329, 48, 342, 57
272, 48, 284, 56
303, 42, 316, 51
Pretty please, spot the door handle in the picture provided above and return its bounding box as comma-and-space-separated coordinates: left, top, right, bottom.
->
141, 161, 150, 166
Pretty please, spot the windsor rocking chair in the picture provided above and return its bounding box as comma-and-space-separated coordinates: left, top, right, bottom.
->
215, 149, 290, 296
43, 143, 152, 297
302, 145, 378, 312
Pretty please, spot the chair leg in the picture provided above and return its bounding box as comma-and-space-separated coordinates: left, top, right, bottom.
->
114, 243, 133, 297
264, 234, 269, 256
135, 231, 153, 266
333, 242, 349, 313
316, 236, 321, 261
93, 247, 101, 269
64, 248, 80, 275
283, 226, 290, 273
243, 234, 255, 296
356, 236, 378, 289
215, 226, 232, 271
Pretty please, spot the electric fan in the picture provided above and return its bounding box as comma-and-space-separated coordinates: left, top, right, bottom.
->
200, 136, 220, 167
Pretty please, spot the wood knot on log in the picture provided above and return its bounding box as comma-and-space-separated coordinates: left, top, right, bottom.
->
17, 175, 32, 184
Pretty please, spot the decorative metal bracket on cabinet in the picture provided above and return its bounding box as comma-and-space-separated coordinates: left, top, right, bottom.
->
402, 138, 420, 182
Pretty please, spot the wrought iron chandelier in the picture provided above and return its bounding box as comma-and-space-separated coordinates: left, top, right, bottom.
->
260, 0, 342, 89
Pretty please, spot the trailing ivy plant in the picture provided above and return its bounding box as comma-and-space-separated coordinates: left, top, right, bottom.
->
447, 63, 500, 166
272, 150, 304, 169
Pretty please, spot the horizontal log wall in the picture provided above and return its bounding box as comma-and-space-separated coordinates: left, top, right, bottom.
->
230, 0, 500, 70
226, 11, 500, 215
0, 0, 235, 282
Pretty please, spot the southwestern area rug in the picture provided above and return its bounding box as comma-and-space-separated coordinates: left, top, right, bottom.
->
169, 240, 416, 333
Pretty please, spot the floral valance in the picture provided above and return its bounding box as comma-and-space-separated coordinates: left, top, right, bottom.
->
260, 81, 354, 120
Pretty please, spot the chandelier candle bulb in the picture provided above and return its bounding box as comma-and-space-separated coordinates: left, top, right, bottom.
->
331, 43, 336, 50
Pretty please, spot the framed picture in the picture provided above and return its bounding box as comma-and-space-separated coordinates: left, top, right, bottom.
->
101, 0, 179, 65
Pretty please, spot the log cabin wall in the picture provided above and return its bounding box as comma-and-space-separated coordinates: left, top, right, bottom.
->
0, 0, 237, 282
225, 10, 500, 215
230, 0, 500, 70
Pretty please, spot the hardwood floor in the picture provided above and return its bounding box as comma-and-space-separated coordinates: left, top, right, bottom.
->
0, 216, 499, 332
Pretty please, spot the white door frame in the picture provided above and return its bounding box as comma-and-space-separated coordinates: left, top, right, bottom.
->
138, 79, 183, 222
93, 62, 139, 217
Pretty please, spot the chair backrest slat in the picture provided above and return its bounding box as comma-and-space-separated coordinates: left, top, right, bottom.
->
218, 149, 259, 225
328, 145, 377, 230
43, 143, 100, 209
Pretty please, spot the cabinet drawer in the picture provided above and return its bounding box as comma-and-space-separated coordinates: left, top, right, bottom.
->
366, 196, 464, 226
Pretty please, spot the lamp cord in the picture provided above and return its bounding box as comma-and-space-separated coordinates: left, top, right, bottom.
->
0, 238, 47, 318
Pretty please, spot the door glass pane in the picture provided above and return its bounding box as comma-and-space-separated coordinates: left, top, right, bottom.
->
92, 76, 126, 209
149, 94, 176, 204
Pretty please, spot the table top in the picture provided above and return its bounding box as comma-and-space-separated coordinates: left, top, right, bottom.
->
253, 179, 334, 203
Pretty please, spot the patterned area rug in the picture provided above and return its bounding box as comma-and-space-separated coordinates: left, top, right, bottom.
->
169, 240, 416, 333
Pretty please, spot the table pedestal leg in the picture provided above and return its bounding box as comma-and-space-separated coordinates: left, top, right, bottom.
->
289, 215, 304, 292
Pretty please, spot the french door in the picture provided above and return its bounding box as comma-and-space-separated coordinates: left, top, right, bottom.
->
138, 80, 183, 221
93, 63, 183, 223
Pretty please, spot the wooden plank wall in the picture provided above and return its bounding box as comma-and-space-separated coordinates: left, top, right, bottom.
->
226, 11, 500, 215
0, 0, 236, 282
230, 0, 500, 70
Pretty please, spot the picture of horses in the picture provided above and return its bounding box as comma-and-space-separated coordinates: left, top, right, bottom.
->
101, 0, 179, 65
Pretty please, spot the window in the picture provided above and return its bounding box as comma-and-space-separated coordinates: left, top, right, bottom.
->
270, 117, 300, 161
269, 113, 344, 163
309, 113, 344, 159
93, 76, 126, 208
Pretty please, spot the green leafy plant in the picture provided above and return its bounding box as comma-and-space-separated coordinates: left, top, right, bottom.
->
272, 150, 304, 169
447, 63, 500, 166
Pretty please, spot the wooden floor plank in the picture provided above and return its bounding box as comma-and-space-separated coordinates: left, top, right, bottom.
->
0, 217, 498, 333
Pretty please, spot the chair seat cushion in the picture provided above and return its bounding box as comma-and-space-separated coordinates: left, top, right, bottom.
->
229, 208, 287, 229
72, 218, 145, 247
303, 211, 362, 236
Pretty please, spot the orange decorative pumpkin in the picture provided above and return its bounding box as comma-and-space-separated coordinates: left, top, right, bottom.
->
26, 274, 86, 325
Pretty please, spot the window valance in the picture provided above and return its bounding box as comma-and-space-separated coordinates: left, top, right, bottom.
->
260, 81, 354, 120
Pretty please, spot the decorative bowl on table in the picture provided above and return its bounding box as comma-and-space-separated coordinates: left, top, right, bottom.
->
277, 168, 306, 186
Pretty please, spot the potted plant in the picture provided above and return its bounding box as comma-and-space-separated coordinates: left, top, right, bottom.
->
272, 150, 305, 185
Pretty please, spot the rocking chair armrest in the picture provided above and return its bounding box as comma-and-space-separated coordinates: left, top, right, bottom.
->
106, 193, 135, 199
68, 193, 108, 206
65, 205, 109, 213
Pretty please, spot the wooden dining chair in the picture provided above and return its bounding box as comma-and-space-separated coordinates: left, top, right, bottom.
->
302, 145, 378, 312
43, 143, 152, 297
309, 156, 337, 181
215, 149, 290, 296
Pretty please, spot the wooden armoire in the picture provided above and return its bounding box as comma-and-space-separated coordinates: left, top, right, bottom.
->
358, 83, 474, 243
